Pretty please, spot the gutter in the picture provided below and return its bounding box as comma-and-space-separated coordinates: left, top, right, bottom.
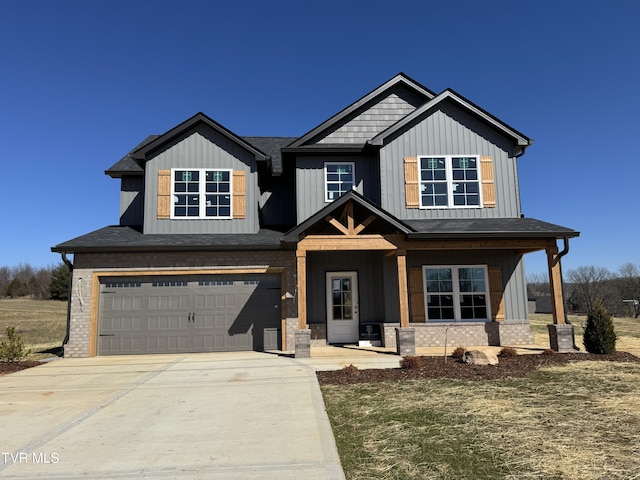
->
556, 237, 579, 350
60, 252, 73, 350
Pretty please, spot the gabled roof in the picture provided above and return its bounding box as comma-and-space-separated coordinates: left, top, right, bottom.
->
105, 113, 272, 178
284, 190, 414, 243
286, 73, 436, 149
242, 136, 298, 175
369, 89, 533, 154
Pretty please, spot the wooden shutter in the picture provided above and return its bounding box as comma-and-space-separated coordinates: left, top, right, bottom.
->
404, 156, 419, 209
408, 267, 426, 323
232, 170, 246, 219
480, 156, 496, 208
488, 266, 505, 322
157, 170, 171, 219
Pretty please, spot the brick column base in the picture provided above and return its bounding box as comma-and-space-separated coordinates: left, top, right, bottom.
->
548, 324, 575, 353
395, 327, 415, 357
294, 329, 311, 358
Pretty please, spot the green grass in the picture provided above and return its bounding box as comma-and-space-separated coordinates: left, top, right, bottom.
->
322, 362, 640, 480
0, 298, 67, 358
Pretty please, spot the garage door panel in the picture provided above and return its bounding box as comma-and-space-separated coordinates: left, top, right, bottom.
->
99, 274, 281, 355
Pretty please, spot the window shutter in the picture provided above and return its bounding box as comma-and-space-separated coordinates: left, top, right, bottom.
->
408, 267, 425, 323
480, 156, 496, 208
404, 157, 419, 209
157, 170, 171, 219
232, 170, 246, 219
488, 266, 505, 322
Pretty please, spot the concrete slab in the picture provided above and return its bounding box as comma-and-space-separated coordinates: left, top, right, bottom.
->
0, 352, 345, 480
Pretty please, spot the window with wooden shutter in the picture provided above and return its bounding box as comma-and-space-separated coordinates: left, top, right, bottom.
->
232, 170, 246, 219
408, 267, 425, 322
488, 266, 505, 322
480, 156, 496, 208
404, 156, 419, 209
157, 170, 171, 219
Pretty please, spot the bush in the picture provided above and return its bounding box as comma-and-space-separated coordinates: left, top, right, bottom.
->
498, 347, 518, 358
583, 300, 617, 354
0, 326, 30, 363
451, 347, 466, 359
542, 348, 555, 355
400, 356, 422, 370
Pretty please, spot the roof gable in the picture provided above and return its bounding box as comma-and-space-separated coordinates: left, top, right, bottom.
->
287, 73, 435, 148
284, 190, 413, 242
369, 89, 533, 154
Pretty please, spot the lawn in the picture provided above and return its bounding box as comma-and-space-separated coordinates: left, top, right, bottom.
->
0, 298, 67, 358
321, 314, 640, 480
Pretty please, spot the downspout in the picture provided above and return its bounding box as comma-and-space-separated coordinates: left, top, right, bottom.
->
60, 252, 73, 350
556, 237, 579, 350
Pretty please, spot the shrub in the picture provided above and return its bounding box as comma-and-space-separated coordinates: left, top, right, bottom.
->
542, 348, 555, 355
498, 347, 518, 358
583, 300, 617, 354
451, 347, 466, 359
342, 364, 359, 376
400, 356, 422, 370
0, 326, 30, 363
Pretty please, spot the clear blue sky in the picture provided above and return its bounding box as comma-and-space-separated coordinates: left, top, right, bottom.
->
1, 0, 638, 276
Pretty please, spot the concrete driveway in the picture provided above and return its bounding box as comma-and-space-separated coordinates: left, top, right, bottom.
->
0, 352, 345, 479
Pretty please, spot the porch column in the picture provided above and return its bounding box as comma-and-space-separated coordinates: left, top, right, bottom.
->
396, 249, 409, 328
546, 245, 566, 324
296, 250, 307, 330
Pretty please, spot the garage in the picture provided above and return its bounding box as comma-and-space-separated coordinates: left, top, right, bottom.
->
98, 274, 281, 355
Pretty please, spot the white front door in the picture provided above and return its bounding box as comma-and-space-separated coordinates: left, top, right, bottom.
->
326, 272, 359, 343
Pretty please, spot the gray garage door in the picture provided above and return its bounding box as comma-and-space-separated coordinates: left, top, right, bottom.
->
98, 274, 281, 355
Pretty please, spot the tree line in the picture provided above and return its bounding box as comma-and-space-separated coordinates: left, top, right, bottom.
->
528, 262, 640, 318
0, 263, 70, 300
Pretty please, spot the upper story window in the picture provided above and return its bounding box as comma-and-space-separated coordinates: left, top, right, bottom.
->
325, 162, 355, 202
419, 156, 480, 208
172, 169, 232, 218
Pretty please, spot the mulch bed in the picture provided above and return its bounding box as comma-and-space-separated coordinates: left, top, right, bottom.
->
0, 361, 43, 375
317, 352, 640, 385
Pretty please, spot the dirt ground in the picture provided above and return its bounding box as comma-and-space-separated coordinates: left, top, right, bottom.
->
317, 351, 640, 384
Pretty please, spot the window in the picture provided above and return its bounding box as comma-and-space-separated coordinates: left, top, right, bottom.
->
423, 266, 490, 321
419, 156, 480, 208
325, 162, 355, 202
172, 169, 232, 218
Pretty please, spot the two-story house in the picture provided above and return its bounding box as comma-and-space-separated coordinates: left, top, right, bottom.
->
52, 73, 579, 358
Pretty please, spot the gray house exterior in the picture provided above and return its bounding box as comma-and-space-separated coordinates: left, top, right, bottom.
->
53, 73, 578, 358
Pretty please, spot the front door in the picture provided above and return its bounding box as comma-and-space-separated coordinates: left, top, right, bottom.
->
326, 272, 359, 343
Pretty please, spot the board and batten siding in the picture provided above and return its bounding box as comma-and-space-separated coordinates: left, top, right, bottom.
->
316, 85, 425, 144
295, 155, 379, 223
119, 177, 144, 226
407, 250, 528, 321
306, 251, 385, 325
380, 101, 522, 220
143, 125, 259, 234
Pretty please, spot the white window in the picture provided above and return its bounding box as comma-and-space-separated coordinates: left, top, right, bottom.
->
423, 266, 490, 321
325, 162, 355, 202
419, 156, 481, 208
172, 169, 232, 218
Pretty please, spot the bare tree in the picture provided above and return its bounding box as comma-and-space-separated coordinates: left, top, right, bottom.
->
618, 263, 640, 317
567, 266, 612, 312
526, 272, 550, 298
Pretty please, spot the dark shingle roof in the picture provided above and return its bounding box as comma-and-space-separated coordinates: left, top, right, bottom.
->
105, 135, 160, 177
51, 226, 284, 253
404, 218, 579, 239
242, 137, 297, 175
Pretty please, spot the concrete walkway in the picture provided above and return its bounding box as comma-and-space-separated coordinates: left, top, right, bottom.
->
0, 352, 345, 479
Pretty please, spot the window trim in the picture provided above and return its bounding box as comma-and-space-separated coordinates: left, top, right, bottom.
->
170, 168, 233, 219
324, 162, 356, 203
422, 265, 491, 322
417, 155, 483, 209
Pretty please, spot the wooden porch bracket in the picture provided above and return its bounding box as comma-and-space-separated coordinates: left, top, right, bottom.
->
546, 245, 566, 324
